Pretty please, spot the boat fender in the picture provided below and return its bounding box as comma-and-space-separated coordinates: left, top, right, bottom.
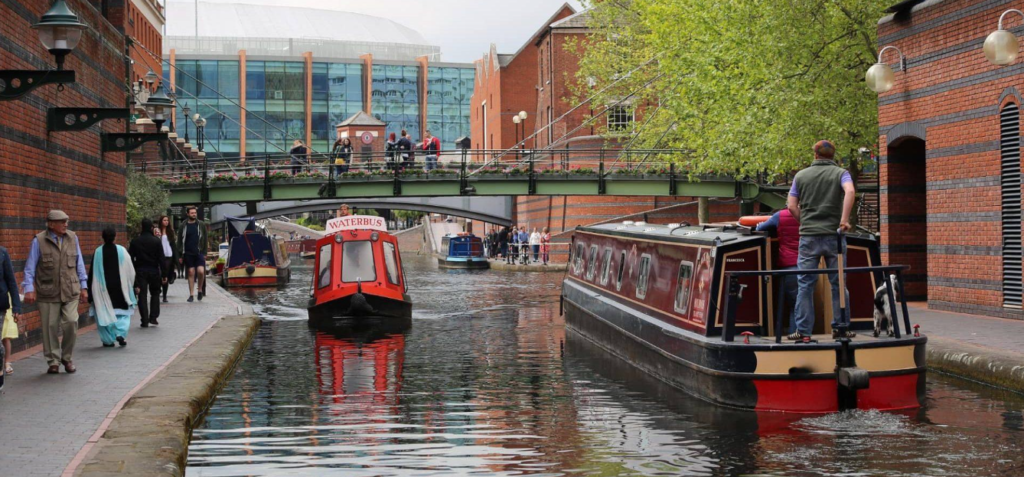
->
245, 264, 256, 275
838, 367, 870, 390
738, 216, 771, 227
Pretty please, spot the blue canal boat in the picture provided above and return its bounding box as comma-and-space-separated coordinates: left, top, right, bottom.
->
438, 233, 489, 269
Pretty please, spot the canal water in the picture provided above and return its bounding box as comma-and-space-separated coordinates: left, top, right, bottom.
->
187, 254, 1024, 476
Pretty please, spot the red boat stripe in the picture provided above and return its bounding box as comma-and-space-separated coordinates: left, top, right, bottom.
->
856, 374, 921, 411
754, 379, 839, 413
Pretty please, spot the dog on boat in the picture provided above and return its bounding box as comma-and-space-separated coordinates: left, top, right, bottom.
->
873, 274, 900, 337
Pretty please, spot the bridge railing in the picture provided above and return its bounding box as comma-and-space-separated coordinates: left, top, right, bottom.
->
132, 148, 700, 185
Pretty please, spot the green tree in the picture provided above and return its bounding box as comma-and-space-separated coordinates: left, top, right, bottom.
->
126, 170, 170, 242
571, 0, 884, 179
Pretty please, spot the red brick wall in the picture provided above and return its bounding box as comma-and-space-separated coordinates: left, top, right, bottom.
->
0, 0, 129, 352
877, 0, 1024, 318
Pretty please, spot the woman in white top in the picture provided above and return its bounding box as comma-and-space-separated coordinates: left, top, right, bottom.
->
157, 216, 177, 303
529, 228, 541, 263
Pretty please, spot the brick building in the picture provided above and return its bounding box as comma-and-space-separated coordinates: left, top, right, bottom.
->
468, 6, 741, 259
102, 0, 164, 83
0, 0, 132, 352
877, 0, 1024, 318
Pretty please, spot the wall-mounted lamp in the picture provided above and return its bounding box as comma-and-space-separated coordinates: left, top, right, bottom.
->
985, 9, 1024, 65
0, 0, 83, 100
866, 45, 906, 94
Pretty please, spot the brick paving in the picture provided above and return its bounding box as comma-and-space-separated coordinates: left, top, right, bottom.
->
909, 303, 1024, 357
0, 281, 244, 477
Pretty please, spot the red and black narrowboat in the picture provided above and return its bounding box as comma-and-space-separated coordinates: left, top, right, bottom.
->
561, 220, 925, 413
221, 216, 291, 287
307, 215, 412, 329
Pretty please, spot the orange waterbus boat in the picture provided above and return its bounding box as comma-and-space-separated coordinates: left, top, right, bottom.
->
307, 215, 412, 329
561, 219, 925, 414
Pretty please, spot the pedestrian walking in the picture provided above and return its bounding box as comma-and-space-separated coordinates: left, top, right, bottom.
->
755, 209, 800, 333
130, 218, 165, 327
530, 228, 541, 262
22, 210, 88, 374
88, 228, 136, 346
332, 137, 352, 176
177, 206, 209, 303
787, 140, 857, 340
1, 243, 22, 380
290, 139, 309, 175
423, 130, 441, 171
158, 215, 177, 303
540, 227, 551, 265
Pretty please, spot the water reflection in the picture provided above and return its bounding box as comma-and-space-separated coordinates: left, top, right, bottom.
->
188, 255, 1024, 476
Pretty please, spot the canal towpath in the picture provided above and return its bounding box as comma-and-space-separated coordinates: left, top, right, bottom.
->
0, 280, 254, 477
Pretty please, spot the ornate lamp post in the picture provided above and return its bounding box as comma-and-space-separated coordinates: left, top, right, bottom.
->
1, 0, 84, 100
512, 115, 521, 160
143, 83, 174, 131
865, 46, 906, 94
518, 110, 528, 151
985, 9, 1024, 66
181, 102, 192, 144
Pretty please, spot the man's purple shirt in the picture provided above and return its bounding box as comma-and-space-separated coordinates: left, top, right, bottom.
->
789, 171, 852, 197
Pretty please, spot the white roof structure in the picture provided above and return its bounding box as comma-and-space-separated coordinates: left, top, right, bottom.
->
165, 0, 441, 61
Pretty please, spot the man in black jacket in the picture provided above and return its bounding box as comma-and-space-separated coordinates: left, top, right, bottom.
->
129, 218, 166, 327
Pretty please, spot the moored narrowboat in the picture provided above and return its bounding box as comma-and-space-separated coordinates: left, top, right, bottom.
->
307, 215, 412, 329
438, 233, 489, 269
221, 217, 291, 287
561, 220, 925, 413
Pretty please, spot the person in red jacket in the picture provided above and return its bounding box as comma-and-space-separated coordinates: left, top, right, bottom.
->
756, 209, 800, 333
422, 130, 441, 171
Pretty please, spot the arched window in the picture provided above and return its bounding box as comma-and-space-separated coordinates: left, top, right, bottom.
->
1001, 102, 1022, 307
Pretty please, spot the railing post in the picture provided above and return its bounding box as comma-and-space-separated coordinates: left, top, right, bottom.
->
773, 274, 786, 343
895, 270, 912, 334
598, 157, 606, 195
883, 273, 902, 338
528, 156, 536, 195
669, 162, 677, 196
263, 154, 272, 200
393, 150, 402, 196
460, 148, 467, 195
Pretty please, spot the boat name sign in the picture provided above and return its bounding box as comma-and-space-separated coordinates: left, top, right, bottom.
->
326, 215, 387, 233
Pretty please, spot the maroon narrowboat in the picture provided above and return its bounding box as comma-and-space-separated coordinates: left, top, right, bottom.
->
561, 220, 926, 414
307, 216, 412, 330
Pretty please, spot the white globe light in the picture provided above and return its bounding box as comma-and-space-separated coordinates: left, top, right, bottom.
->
984, 29, 1019, 65
865, 63, 896, 94
512, 115, 520, 124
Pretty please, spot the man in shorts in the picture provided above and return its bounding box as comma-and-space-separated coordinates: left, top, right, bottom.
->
176, 206, 208, 302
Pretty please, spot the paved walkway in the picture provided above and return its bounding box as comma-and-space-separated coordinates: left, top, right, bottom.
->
909, 303, 1024, 356
0, 281, 245, 477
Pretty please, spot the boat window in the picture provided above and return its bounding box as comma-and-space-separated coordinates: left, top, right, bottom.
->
317, 243, 332, 289
599, 248, 612, 285
616, 251, 626, 291
383, 242, 400, 285
573, 242, 586, 275
341, 241, 377, 283
636, 254, 652, 299
585, 245, 599, 280
674, 261, 694, 314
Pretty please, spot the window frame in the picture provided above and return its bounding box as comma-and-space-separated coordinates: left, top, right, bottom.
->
340, 240, 377, 283
599, 247, 613, 285
616, 251, 627, 291
673, 260, 695, 314
317, 242, 332, 289
585, 245, 599, 281
635, 254, 652, 300
383, 241, 401, 286
573, 242, 586, 275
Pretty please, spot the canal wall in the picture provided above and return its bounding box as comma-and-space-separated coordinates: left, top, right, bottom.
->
394, 224, 425, 253
927, 337, 1024, 395
74, 294, 261, 476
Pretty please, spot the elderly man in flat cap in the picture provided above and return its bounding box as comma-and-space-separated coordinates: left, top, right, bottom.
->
22, 210, 88, 374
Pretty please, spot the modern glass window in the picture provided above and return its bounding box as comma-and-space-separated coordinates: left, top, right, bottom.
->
373, 64, 420, 139
342, 241, 376, 283
317, 243, 332, 289
172, 59, 241, 156
674, 261, 694, 314
383, 242, 400, 285
636, 254, 652, 299
426, 66, 475, 149
585, 245, 599, 281
599, 248, 613, 285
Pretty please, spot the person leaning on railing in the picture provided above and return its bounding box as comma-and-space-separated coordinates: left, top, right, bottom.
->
332, 137, 352, 176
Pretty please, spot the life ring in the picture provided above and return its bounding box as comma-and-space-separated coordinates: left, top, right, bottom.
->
738, 216, 771, 227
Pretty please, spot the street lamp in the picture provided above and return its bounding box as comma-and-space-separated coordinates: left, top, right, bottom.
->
144, 68, 158, 91
985, 9, 1024, 66
193, 113, 207, 152
31, 0, 87, 71
865, 45, 906, 94
181, 102, 191, 143
143, 83, 174, 130
518, 111, 528, 150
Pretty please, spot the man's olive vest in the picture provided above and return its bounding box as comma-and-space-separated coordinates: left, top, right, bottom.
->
34, 230, 82, 303
793, 160, 847, 236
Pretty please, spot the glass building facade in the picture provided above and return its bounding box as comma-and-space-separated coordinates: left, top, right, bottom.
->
167, 56, 473, 159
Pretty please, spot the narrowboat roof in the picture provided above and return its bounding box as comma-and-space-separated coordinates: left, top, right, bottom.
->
576, 222, 764, 246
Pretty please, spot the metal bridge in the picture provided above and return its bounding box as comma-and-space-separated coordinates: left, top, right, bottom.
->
144, 148, 814, 214
210, 197, 514, 225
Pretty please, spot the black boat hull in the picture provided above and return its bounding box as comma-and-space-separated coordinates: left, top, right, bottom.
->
308, 293, 413, 330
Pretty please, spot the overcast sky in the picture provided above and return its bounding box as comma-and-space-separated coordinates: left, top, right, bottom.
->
167, 0, 585, 63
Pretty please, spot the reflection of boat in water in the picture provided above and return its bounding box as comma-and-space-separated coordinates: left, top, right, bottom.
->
314, 329, 406, 402
221, 216, 291, 287
438, 233, 489, 269
561, 220, 926, 413
307, 215, 413, 329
